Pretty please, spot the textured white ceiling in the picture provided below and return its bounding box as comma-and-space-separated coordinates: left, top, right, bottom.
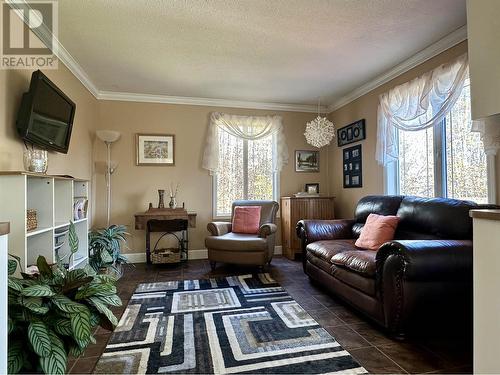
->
58, 0, 466, 106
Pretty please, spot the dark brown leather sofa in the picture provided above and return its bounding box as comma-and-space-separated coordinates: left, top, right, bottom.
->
297, 195, 494, 336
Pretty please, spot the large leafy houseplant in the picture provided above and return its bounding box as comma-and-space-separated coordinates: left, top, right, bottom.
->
8, 222, 122, 374
89, 224, 130, 277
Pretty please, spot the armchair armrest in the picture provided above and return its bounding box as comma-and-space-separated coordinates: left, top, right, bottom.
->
296, 219, 355, 244
207, 222, 232, 236
259, 223, 277, 238
376, 239, 473, 281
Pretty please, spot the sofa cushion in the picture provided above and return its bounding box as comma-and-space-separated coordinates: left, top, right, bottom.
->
330, 250, 377, 278
397, 196, 477, 239
355, 213, 400, 250
232, 206, 261, 234
306, 239, 357, 262
330, 265, 376, 296
355, 195, 403, 223
205, 232, 267, 251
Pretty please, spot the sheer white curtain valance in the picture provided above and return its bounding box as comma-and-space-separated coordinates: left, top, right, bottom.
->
376, 53, 469, 165
202, 112, 288, 174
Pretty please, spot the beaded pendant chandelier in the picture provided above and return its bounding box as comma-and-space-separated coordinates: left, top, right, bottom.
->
304, 99, 335, 148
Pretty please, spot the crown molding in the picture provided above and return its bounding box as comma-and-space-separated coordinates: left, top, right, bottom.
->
97, 90, 326, 113
6, 0, 100, 97
327, 25, 468, 113
8, 1, 467, 115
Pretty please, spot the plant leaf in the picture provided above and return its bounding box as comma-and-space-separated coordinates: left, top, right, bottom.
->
51, 294, 88, 314
39, 331, 67, 375
21, 284, 55, 297
53, 318, 73, 336
70, 310, 91, 342
8, 277, 24, 292
36, 256, 53, 278
93, 294, 122, 307
8, 259, 17, 275
8, 340, 24, 374
69, 221, 79, 254
28, 321, 52, 357
76, 283, 116, 299
8, 317, 14, 334
20, 296, 49, 314
89, 297, 118, 326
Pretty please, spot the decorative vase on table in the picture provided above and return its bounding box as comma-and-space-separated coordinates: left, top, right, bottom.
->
158, 189, 165, 208
169, 196, 177, 209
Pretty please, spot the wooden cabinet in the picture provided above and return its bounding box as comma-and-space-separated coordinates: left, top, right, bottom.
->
280, 196, 335, 260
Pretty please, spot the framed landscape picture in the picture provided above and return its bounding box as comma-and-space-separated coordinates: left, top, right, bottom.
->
295, 150, 319, 172
136, 133, 175, 166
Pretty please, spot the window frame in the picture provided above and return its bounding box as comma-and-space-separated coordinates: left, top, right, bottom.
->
385, 118, 497, 203
212, 134, 280, 219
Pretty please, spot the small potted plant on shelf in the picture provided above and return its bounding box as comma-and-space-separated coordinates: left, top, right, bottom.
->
7, 227, 122, 374
88, 224, 130, 278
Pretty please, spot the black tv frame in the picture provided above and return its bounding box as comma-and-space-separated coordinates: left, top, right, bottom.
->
16, 70, 76, 154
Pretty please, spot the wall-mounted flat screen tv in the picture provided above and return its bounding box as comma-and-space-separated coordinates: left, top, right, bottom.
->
16, 70, 76, 154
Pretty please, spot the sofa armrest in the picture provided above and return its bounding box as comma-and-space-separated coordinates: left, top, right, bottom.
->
259, 223, 277, 238
207, 222, 232, 236
376, 239, 473, 334
376, 239, 473, 281
296, 219, 355, 244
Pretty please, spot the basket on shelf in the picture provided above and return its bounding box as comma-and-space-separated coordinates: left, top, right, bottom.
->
26, 209, 38, 231
151, 248, 181, 264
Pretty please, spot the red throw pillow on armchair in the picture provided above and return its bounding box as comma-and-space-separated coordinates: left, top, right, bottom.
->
355, 213, 400, 250
232, 206, 262, 234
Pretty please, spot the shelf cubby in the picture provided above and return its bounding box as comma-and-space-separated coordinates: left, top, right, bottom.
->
0, 172, 90, 271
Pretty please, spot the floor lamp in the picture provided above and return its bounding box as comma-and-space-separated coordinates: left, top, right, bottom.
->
96, 130, 121, 227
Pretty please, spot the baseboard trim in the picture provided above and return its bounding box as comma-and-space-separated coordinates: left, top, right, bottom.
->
126, 246, 282, 263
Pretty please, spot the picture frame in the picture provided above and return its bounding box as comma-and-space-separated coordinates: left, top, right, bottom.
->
295, 150, 319, 172
305, 183, 319, 194
343, 144, 362, 188
337, 119, 366, 147
136, 133, 175, 166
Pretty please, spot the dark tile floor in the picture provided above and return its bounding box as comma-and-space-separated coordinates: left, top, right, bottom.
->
69, 257, 472, 374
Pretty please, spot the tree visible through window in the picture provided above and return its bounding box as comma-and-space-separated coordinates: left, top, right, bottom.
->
396, 78, 488, 203
215, 131, 276, 217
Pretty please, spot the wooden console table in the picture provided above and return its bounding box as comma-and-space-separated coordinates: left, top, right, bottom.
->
134, 208, 197, 264
280, 196, 335, 260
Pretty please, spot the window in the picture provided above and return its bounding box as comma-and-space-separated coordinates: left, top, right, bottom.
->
387, 78, 489, 203
214, 131, 277, 217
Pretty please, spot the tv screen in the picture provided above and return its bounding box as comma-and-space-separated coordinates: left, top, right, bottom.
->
16, 70, 76, 153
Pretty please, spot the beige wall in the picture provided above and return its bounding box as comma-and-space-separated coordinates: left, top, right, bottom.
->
0, 60, 98, 224
466, 0, 500, 120
327, 41, 499, 218
95, 102, 329, 253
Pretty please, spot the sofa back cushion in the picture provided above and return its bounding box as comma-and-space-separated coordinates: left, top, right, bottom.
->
355, 213, 400, 250
396, 196, 476, 239
232, 206, 261, 234
352, 195, 403, 238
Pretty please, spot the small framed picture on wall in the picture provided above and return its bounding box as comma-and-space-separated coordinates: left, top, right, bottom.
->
136, 133, 175, 166
295, 150, 319, 172
343, 144, 362, 188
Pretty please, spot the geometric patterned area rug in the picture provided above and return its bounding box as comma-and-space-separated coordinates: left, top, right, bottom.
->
94, 273, 366, 374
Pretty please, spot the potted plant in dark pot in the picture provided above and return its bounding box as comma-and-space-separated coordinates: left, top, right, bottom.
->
89, 224, 130, 278
7, 222, 122, 374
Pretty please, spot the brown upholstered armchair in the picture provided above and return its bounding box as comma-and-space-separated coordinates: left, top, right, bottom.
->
205, 200, 279, 270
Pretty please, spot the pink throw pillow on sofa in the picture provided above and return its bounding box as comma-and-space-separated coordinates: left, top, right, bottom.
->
355, 213, 400, 250
232, 206, 261, 234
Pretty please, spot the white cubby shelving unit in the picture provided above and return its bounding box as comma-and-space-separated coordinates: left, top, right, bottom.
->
0, 172, 89, 271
